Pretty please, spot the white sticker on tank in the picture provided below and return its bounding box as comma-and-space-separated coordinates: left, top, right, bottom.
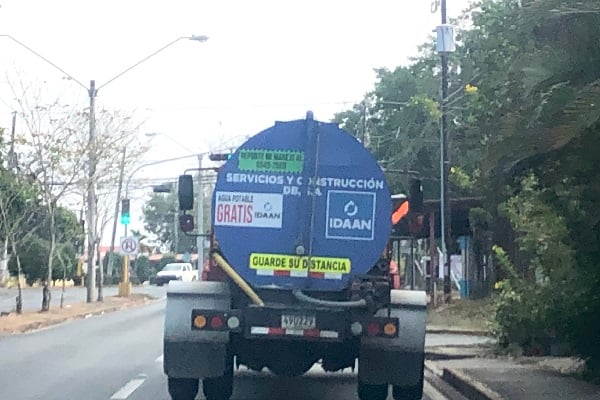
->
214, 191, 283, 228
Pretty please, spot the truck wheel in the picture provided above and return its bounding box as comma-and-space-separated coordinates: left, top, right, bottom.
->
168, 377, 198, 400
392, 362, 424, 400
392, 379, 423, 400
357, 381, 388, 400
202, 354, 234, 400
202, 372, 233, 400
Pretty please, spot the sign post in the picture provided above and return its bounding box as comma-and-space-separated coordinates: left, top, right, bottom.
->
119, 236, 139, 297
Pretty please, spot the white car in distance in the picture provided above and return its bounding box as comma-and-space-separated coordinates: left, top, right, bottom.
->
156, 263, 198, 286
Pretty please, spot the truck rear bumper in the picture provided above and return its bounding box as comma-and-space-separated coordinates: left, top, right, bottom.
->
243, 305, 348, 342
241, 304, 400, 342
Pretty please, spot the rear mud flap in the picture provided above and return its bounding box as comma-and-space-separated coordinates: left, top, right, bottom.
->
164, 342, 228, 378
163, 281, 231, 378
358, 290, 426, 386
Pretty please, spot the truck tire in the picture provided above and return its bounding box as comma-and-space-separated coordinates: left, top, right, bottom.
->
357, 381, 388, 400
392, 359, 424, 400
202, 352, 233, 400
202, 372, 233, 400
168, 377, 198, 400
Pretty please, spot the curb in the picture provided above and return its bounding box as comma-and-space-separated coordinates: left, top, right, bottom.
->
1, 296, 159, 335
425, 350, 479, 361
426, 327, 492, 336
442, 368, 505, 400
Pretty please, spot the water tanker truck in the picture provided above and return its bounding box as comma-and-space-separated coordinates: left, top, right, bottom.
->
164, 112, 427, 400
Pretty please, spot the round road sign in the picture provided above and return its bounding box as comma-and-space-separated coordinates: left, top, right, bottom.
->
120, 237, 139, 255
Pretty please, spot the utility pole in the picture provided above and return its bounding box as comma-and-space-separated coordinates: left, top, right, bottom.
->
108, 148, 127, 278
86, 80, 98, 303
437, 0, 454, 304
197, 155, 204, 272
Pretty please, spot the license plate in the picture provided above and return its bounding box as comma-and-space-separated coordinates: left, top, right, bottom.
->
281, 313, 316, 330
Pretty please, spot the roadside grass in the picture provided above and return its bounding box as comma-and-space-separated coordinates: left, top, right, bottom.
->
427, 297, 494, 333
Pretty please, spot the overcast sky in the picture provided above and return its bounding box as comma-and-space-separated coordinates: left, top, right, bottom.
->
0, 0, 472, 245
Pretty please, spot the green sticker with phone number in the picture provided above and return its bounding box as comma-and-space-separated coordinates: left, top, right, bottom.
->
238, 149, 304, 173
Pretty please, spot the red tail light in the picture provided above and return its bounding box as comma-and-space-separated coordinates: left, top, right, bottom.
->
367, 322, 380, 336
210, 316, 224, 329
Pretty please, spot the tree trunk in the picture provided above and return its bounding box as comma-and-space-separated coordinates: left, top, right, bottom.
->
60, 255, 66, 309
0, 237, 9, 286
41, 208, 56, 312
16, 253, 23, 314
97, 243, 103, 302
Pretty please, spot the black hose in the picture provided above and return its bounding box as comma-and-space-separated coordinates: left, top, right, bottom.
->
292, 290, 367, 309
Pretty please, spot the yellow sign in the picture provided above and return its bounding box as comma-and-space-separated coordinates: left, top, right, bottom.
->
249, 253, 352, 274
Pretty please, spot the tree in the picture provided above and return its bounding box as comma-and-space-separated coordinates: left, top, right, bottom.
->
134, 255, 153, 283
331, 0, 600, 372
0, 168, 41, 312
7, 72, 149, 307
8, 207, 81, 284
11, 85, 86, 312
89, 112, 148, 300
143, 192, 196, 253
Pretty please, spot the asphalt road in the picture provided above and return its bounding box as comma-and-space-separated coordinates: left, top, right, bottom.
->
0, 297, 476, 400
0, 284, 166, 312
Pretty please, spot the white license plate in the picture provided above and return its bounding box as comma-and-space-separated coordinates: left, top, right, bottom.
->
281, 313, 316, 330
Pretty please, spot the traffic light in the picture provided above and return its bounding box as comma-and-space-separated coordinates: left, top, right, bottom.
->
179, 214, 194, 232
152, 183, 172, 193
409, 178, 424, 214
178, 175, 194, 211
121, 199, 130, 225
208, 153, 233, 161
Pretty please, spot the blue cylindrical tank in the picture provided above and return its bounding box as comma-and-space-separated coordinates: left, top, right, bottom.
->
212, 114, 391, 291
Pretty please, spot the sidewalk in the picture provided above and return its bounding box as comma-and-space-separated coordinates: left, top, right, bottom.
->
428, 355, 600, 400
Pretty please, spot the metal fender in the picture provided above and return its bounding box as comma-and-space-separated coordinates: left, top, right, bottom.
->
163, 281, 231, 378
358, 290, 427, 386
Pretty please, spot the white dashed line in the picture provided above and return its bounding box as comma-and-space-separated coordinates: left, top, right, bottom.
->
110, 378, 146, 399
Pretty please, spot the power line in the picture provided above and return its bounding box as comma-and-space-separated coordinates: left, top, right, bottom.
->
143, 101, 357, 112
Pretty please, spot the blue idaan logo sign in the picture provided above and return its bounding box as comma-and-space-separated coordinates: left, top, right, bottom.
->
326, 190, 376, 241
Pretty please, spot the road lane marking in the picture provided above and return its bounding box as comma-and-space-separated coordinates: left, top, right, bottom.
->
110, 378, 145, 399
424, 379, 448, 400
155, 354, 163, 363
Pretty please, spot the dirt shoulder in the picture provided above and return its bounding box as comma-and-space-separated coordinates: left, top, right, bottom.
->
0, 294, 157, 335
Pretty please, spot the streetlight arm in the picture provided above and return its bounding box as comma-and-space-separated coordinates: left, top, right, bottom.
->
97, 35, 207, 91
124, 153, 207, 196
0, 34, 87, 90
